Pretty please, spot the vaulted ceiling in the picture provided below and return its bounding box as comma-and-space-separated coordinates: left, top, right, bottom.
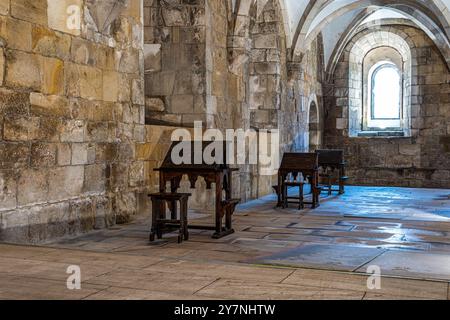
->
233, 0, 450, 68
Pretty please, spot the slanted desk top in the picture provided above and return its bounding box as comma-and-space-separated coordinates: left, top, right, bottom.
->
316, 149, 345, 168
278, 152, 319, 173
155, 141, 234, 172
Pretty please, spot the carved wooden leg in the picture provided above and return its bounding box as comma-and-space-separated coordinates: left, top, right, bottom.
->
339, 167, 345, 195
277, 174, 282, 207
181, 198, 189, 241
328, 172, 332, 196
213, 175, 223, 238
149, 197, 158, 242
225, 171, 232, 230
299, 184, 304, 210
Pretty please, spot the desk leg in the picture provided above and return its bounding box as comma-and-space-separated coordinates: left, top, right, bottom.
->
339, 167, 345, 195
213, 175, 223, 238
170, 181, 178, 220
312, 173, 320, 209
157, 173, 167, 237
277, 174, 282, 207
225, 171, 232, 230
212, 174, 234, 239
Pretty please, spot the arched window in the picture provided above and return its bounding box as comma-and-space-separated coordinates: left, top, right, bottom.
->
367, 61, 402, 129
348, 38, 412, 138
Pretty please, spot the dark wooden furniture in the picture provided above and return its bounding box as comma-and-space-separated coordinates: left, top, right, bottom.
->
316, 149, 348, 195
277, 153, 321, 209
283, 178, 306, 210
155, 141, 240, 239
149, 193, 190, 243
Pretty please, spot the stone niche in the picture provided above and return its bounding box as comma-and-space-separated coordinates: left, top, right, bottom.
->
324, 25, 450, 188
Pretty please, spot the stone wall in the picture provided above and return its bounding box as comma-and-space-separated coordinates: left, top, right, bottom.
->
144, 0, 207, 127
324, 26, 450, 188
142, 0, 325, 204
0, 0, 326, 243
0, 0, 146, 243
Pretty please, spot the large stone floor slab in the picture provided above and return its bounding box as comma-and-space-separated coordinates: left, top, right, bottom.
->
357, 251, 450, 281
0, 186, 450, 300
246, 244, 386, 271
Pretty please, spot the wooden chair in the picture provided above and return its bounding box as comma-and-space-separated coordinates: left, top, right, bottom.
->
149, 193, 191, 243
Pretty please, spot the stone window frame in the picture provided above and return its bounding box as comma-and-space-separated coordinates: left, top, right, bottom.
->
348, 30, 413, 138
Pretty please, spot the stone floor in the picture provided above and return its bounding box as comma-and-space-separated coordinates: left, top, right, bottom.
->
1, 186, 450, 300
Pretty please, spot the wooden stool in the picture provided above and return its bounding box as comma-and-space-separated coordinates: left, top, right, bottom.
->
149, 193, 191, 243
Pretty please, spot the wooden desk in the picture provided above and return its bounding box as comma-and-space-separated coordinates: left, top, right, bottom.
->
316, 149, 348, 195
155, 141, 239, 239
277, 153, 320, 209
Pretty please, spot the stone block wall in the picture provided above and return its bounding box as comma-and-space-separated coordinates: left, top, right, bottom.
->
142, 0, 325, 203
0, 0, 146, 243
144, 0, 207, 127
324, 26, 450, 188
0, 0, 327, 243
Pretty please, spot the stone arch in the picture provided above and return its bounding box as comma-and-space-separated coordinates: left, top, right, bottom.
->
346, 28, 413, 137
292, 0, 450, 67
308, 98, 321, 151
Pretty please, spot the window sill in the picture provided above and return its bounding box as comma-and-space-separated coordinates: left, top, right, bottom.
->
356, 131, 406, 138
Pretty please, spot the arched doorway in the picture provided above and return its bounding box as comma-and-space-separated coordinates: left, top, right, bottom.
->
309, 101, 320, 152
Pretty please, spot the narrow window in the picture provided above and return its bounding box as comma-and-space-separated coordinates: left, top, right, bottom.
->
368, 62, 402, 129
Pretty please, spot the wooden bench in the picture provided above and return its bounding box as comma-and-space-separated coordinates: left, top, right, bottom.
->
149, 193, 191, 243
316, 149, 348, 195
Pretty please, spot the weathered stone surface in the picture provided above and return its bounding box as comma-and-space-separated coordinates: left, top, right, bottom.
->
71, 143, 95, 165
48, 166, 84, 201
11, 0, 47, 25
30, 93, 70, 117
0, 15, 32, 51
102, 70, 119, 102
113, 191, 136, 224
30, 142, 56, 167
31, 25, 71, 59
0, 1, 10, 15
3, 116, 40, 141
56, 143, 71, 166
0, 143, 29, 169
0, 87, 29, 116
145, 97, 165, 112
17, 168, 48, 206
60, 120, 85, 143
0, 47, 4, 85
0, 0, 145, 244
40, 57, 64, 95
65, 63, 102, 100
0, 170, 17, 210
84, 164, 106, 194
5, 50, 41, 89
47, 0, 82, 36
